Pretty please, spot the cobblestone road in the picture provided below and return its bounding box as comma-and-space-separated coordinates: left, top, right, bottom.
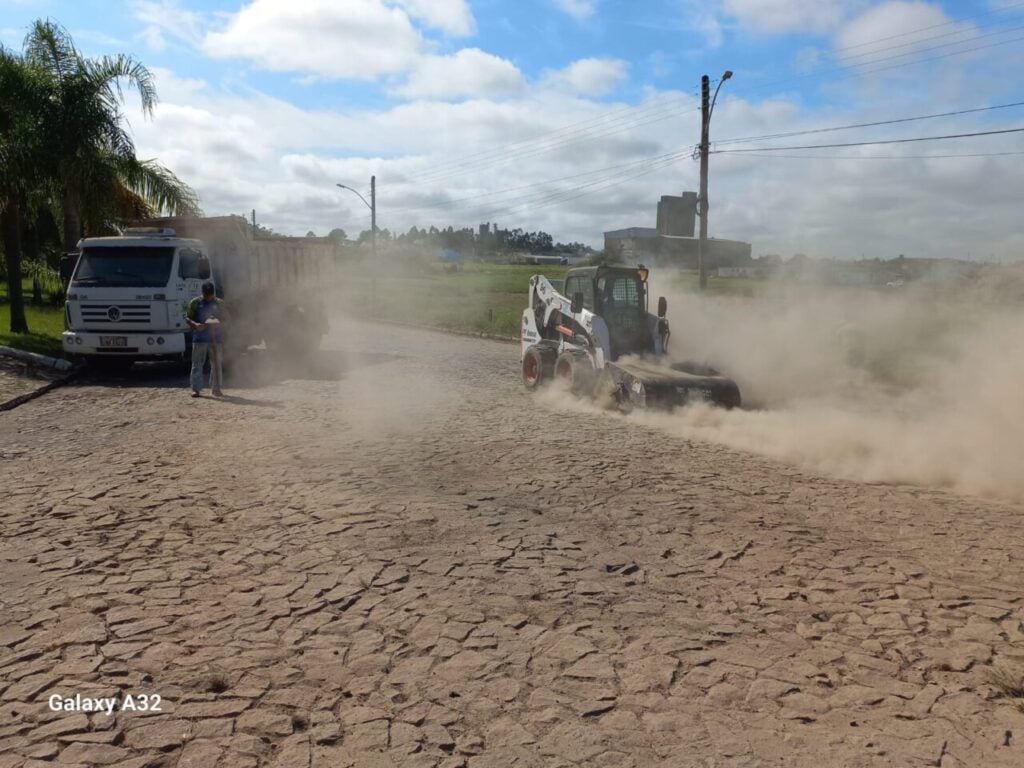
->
2, 319, 1023, 767
0, 357, 62, 406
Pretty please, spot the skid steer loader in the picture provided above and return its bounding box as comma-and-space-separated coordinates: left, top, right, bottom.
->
520, 265, 741, 409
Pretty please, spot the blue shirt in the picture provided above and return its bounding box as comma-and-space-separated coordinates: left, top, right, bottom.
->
187, 297, 226, 343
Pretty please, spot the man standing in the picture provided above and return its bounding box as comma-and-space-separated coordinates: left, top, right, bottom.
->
186, 281, 227, 397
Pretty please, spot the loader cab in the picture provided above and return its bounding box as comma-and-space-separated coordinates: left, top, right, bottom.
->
565, 266, 652, 360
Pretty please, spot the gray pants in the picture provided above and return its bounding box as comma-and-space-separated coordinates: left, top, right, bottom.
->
190, 342, 223, 392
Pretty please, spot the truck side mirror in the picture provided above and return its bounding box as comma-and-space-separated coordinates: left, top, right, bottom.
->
571, 291, 584, 314
197, 255, 212, 280
59, 253, 77, 284
657, 296, 667, 318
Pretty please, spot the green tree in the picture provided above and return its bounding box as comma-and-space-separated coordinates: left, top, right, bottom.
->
0, 47, 48, 332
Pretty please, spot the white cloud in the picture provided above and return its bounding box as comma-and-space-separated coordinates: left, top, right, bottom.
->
117, 18, 1024, 261
793, 45, 824, 73
131, 74, 1024, 259
131, 0, 205, 51
543, 58, 629, 95
392, 0, 475, 36
553, 0, 597, 20
202, 0, 427, 80
689, 7, 725, 48
835, 1, 963, 53
722, 0, 861, 35
148, 67, 209, 103
395, 48, 525, 100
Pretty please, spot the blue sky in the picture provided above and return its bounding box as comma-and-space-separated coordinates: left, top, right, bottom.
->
2, 0, 1023, 258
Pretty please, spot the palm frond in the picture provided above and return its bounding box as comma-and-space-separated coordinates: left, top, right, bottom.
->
23, 20, 80, 84
87, 54, 158, 117
110, 156, 201, 217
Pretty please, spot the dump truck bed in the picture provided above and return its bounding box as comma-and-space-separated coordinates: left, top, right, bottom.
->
606, 358, 741, 409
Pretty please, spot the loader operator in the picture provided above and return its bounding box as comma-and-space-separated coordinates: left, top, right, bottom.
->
186, 281, 228, 398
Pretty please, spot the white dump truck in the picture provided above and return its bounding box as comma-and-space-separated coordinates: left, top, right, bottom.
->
61, 216, 335, 371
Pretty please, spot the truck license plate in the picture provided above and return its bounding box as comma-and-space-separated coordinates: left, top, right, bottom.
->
99, 336, 127, 347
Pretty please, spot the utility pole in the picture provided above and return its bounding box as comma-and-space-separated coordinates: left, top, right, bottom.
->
370, 175, 377, 260
698, 75, 710, 291
335, 179, 377, 257
697, 70, 732, 291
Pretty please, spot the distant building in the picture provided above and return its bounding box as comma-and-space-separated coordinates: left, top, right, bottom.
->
602, 227, 657, 262
604, 191, 751, 268
718, 266, 758, 278
604, 229, 751, 269
656, 192, 698, 236
522, 255, 569, 266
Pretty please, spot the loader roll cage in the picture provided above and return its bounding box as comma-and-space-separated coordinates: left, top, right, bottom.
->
562, 266, 648, 315
562, 266, 652, 360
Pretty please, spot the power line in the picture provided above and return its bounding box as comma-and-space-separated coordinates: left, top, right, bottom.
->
411, 30, 1024, 188
385, 148, 693, 215
734, 18, 1024, 98
401, 7, 1024, 191
404, 95, 693, 183
832, 18, 1024, 66
408, 100, 697, 186
468, 157, 682, 223
711, 126, 1024, 154
729, 150, 1024, 160
396, 115, 1024, 223
390, 5, 1024, 205
391, 149, 690, 225
832, 0, 1024, 54
714, 101, 1024, 147
833, 21, 1024, 70
437, 153, 687, 222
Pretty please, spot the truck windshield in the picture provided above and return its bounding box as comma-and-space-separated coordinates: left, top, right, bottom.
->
71, 246, 175, 288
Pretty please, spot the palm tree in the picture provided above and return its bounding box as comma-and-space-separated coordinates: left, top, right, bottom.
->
1, 21, 200, 334
24, 20, 199, 252
0, 48, 47, 333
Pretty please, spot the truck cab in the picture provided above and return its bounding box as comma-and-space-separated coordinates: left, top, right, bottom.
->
62, 227, 212, 366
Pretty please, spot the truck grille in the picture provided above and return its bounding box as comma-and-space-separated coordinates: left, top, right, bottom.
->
80, 303, 152, 327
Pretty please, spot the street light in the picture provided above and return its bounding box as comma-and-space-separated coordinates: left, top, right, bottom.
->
697, 70, 732, 291
336, 175, 376, 259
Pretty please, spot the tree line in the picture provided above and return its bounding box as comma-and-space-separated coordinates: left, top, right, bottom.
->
0, 21, 199, 333
325, 224, 594, 256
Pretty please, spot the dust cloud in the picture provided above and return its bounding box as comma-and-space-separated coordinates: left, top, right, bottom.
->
638, 271, 1024, 499
328, 311, 461, 440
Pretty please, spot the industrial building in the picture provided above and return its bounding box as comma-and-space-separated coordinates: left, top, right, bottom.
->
604, 192, 751, 268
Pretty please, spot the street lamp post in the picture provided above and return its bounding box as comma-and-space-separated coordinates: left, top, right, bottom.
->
697, 71, 731, 291
336, 175, 376, 259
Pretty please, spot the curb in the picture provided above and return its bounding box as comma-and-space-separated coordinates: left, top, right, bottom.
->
0, 344, 74, 372
0, 366, 82, 413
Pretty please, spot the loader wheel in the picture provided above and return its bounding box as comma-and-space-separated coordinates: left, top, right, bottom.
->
554, 350, 596, 396
522, 345, 556, 389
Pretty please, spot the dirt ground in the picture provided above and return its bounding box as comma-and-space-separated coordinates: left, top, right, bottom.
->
1, 319, 1023, 768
